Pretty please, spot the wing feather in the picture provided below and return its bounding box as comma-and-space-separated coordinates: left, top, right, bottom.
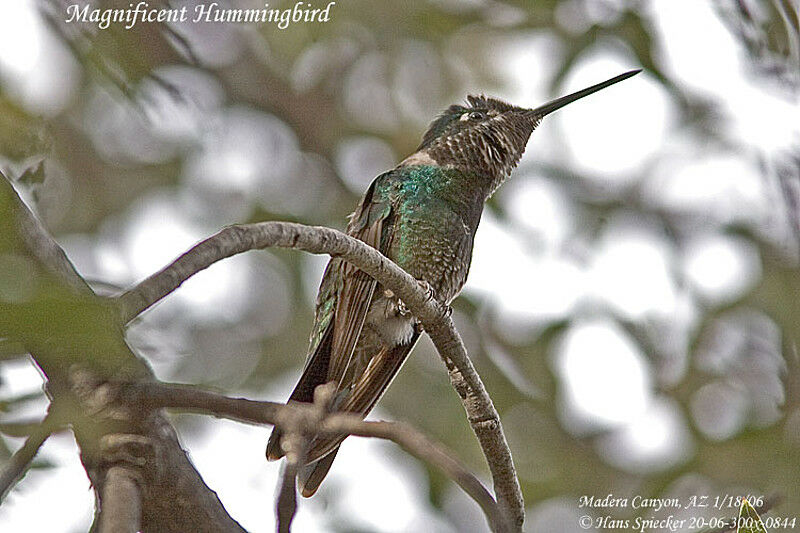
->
267, 173, 394, 461
326, 217, 383, 385
304, 330, 421, 463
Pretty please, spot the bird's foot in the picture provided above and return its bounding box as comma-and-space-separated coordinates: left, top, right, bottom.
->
397, 298, 410, 316
384, 280, 435, 316
383, 289, 409, 316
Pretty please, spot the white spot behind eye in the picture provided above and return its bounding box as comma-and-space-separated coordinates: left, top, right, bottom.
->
459, 113, 470, 121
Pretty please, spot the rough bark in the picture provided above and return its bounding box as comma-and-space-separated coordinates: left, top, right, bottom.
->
1, 175, 246, 533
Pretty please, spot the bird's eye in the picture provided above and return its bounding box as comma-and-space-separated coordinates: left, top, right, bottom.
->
469, 111, 485, 120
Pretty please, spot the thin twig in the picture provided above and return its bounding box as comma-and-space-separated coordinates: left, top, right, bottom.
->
275, 385, 332, 533
276, 459, 299, 533
0, 420, 58, 438
126, 381, 512, 533
116, 221, 524, 529
325, 419, 510, 533
0, 410, 61, 503
4, 171, 90, 293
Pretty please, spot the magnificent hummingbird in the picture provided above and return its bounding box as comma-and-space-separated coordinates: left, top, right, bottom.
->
267, 69, 641, 496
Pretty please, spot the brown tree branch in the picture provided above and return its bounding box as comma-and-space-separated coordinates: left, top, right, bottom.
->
5, 169, 521, 530
97, 465, 142, 533
8, 175, 91, 294
116, 221, 525, 529
0, 420, 65, 438
276, 453, 300, 533
124, 381, 512, 533
0, 409, 61, 503
274, 384, 334, 533
2, 174, 247, 532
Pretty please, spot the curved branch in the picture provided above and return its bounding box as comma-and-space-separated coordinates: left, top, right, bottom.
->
116, 221, 524, 529
126, 381, 512, 533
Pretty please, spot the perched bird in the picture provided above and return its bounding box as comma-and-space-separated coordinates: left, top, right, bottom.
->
267, 69, 641, 496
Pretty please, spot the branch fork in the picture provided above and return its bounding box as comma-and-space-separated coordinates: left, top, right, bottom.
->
115, 221, 524, 530
3, 175, 523, 533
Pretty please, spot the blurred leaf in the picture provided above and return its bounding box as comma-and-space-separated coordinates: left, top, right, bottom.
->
738, 498, 768, 533
28, 458, 55, 471
715, 0, 800, 92
0, 97, 49, 167
0, 433, 10, 461
0, 339, 28, 361
0, 391, 45, 413
1, 0, 799, 528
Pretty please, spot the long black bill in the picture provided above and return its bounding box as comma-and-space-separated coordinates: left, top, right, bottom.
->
528, 69, 642, 118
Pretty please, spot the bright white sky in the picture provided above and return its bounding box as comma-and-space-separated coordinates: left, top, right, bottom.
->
1, 0, 798, 531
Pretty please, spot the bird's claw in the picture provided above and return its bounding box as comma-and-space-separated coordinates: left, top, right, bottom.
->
397, 299, 410, 316
386, 280, 435, 316
417, 279, 436, 302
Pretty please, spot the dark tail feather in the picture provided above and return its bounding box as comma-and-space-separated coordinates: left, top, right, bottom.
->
291, 340, 415, 494
268, 329, 418, 494
266, 426, 285, 461
298, 447, 340, 497
267, 330, 333, 461
302, 332, 421, 463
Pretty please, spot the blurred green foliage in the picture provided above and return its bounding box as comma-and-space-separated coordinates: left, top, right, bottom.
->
1, 0, 799, 530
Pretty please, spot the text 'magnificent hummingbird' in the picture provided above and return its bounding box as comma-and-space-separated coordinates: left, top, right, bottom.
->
267, 69, 641, 496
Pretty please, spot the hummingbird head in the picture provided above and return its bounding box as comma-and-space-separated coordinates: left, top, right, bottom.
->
415, 95, 536, 194
410, 69, 642, 196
